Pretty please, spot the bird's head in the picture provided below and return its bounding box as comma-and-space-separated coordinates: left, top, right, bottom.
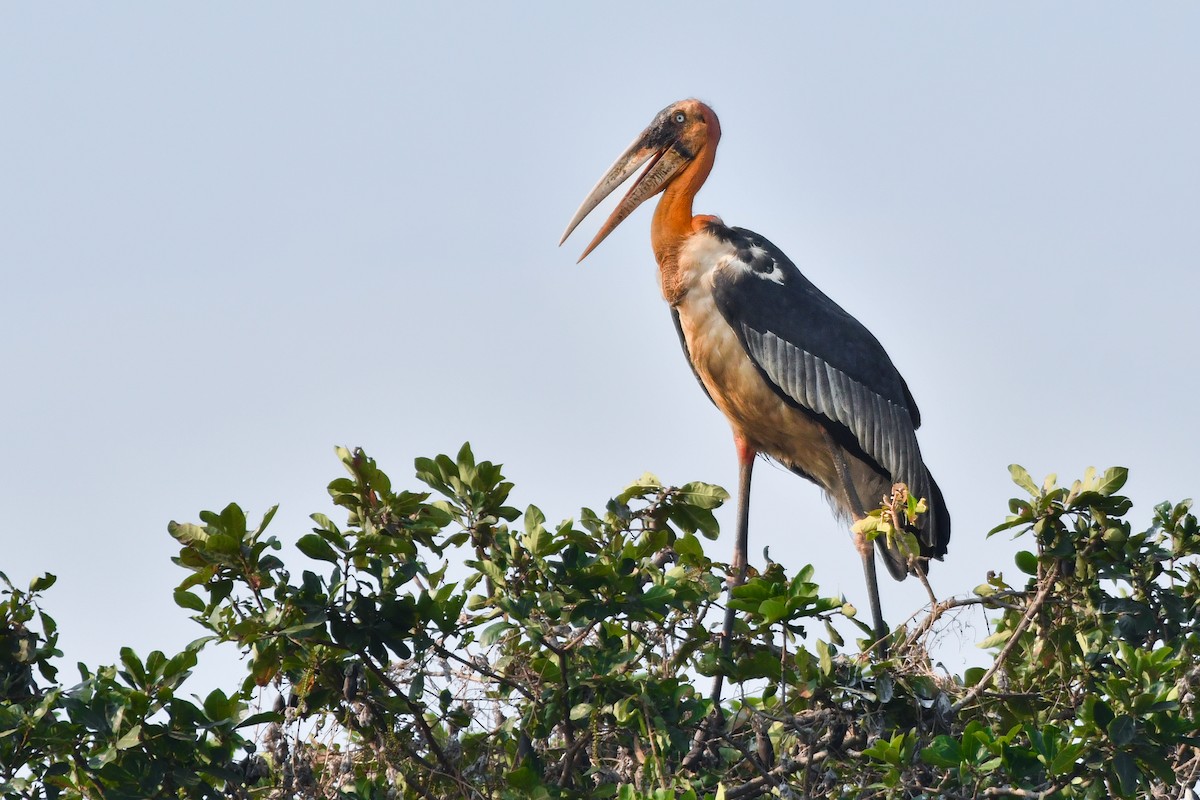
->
560, 98, 721, 262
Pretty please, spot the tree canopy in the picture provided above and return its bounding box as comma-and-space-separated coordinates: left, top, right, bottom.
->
2, 446, 1198, 798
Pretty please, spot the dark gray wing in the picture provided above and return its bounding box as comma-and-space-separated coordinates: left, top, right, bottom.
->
707, 225, 929, 512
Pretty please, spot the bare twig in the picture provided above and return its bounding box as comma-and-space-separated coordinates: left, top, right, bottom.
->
951, 563, 1060, 713
906, 590, 1029, 643
722, 748, 833, 800
358, 653, 458, 778
681, 708, 722, 772
557, 729, 592, 787
435, 645, 535, 702
718, 728, 781, 791
977, 781, 1071, 798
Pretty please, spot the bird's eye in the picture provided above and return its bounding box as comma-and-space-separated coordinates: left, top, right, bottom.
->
674, 112, 686, 124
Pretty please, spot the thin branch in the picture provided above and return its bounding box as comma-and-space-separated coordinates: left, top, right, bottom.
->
557, 730, 593, 788
977, 781, 1071, 798
722, 747, 832, 800
951, 563, 1060, 713
914, 563, 939, 611
358, 652, 457, 777
555, 646, 580, 787
394, 763, 441, 800
718, 730, 780, 791
562, 620, 599, 651
907, 590, 1029, 642
436, 645, 535, 702
681, 708, 722, 772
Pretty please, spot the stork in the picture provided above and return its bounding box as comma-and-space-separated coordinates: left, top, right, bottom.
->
560, 98, 950, 647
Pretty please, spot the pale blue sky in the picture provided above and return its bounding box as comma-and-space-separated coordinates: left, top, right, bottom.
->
3, 5, 1198, 688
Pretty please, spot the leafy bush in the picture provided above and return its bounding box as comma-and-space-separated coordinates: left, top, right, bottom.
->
2, 447, 1197, 798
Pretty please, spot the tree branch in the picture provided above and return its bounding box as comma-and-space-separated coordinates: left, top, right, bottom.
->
951, 563, 1060, 713
436, 645, 535, 702
358, 652, 458, 778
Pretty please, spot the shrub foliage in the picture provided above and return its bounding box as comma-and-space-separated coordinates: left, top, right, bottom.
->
2, 446, 1198, 798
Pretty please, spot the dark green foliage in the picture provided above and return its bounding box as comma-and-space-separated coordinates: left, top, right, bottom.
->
0, 574, 253, 798
2, 449, 1198, 798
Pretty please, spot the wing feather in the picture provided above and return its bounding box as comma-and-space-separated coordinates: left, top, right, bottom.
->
673, 222, 949, 563
741, 327, 922, 494
707, 226, 929, 504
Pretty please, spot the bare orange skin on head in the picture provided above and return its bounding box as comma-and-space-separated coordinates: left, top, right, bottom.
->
650, 100, 722, 304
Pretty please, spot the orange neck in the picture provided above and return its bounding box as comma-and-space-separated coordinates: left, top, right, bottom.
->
650, 144, 716, 263
652, 132, 719, 304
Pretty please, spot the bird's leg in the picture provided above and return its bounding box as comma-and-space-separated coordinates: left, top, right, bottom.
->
686, 438, 754, 771
821, 430, 888, 645
856, 530, 887, 645
713, 437, 754, 702
730, 438, 755, 600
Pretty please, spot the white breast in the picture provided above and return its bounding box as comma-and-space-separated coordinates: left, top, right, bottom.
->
671, 233, 839, 491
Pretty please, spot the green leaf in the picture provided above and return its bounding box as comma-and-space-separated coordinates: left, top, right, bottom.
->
506, 766, 539, 791
296, 533, 339, 563
309, 513, 346, 547
479, 559, 506, 589
852, 515, 880, 537
863, 734, 904, 767
920, 735, 962, 768
203, 689, 232, 722
169, 522, 210, 545
1096, 466, 1128, 496
1049, 742, 1083, 776
977, 629, 1013, 650
1008, 464, 1038, 494
523, 505, 549, 556
119, 647, 147, 687
824, 619, 844, 647
987, 517, 1027, 536
255, 504, 279, 535
676, 532, 704, 559
28, 573, 57, 592
237, 710, 284, 729
479, 621, 510, 647
569, 702, 594, 721
677, 481, 729, 510
642, 584, 673, 606
206, 534, 241, 555
1107, 714, 1136, 747
1084, 696, 1114, 730
816, 639, 832, 677
173, 589, 206, 612
611, 697, 635, 724
759, 598, 788, 624
873, 672, 894, 704
1015, 550, 1038, 575
114, 723, 142, 751
1112, 752, 1140, 795
219, 502, 247, 537
617, 473, 662, 504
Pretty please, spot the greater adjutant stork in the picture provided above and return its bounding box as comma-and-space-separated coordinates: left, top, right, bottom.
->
560, 99, 950, 643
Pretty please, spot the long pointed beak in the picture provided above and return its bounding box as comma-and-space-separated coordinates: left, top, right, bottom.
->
560, 128, 690, 262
